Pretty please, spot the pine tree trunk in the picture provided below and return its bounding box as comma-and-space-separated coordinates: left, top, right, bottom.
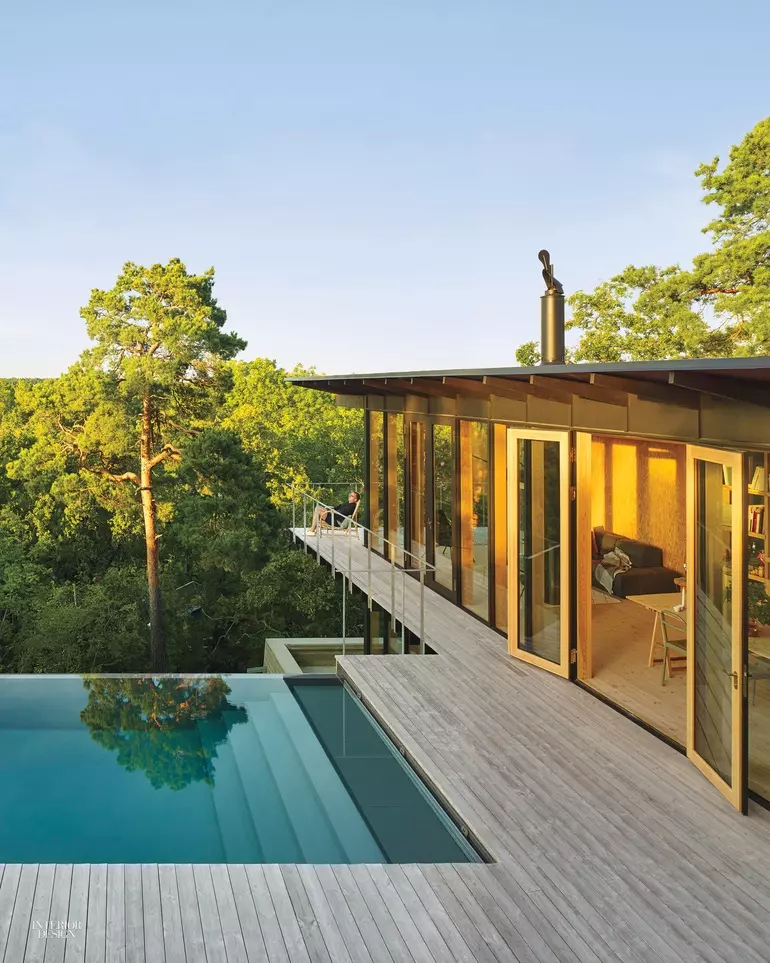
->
141, 392, 166, 670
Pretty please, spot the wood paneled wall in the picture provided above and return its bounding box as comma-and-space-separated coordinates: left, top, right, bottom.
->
591, 436, 686, 570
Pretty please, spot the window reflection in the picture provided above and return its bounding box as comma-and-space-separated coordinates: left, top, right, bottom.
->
386, 413, 405, 566
747, 451, 770, 803
433, 424, 454, 592
409, 422, 426, 567
459, 421, 489, 620
517, 439, 561, 663
368, 411, 384, 552
693, 461, 732, 784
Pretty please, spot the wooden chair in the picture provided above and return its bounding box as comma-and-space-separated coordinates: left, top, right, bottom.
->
660, 609, 687, 685
319, 499, 361, 536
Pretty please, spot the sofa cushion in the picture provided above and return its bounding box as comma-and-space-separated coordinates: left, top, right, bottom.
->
612, 566, 681, 598
616, 538, 663, 569
596, 530, 624, 554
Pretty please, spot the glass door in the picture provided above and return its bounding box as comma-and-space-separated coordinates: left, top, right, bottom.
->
507, 429, 571, 677
686, 446, 746, 812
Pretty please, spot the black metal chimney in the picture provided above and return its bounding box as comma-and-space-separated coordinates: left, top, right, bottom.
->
538, 249, 565, 365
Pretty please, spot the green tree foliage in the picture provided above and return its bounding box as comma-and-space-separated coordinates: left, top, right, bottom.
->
0, 294, 363, 674
514, 341, 541, 366
563, 116, 770, 362
222, 359, 364, 507
80, 677, 246, 790
70, 259, 246, 668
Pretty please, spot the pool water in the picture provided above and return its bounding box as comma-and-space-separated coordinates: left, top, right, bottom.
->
0, 675, 478, 864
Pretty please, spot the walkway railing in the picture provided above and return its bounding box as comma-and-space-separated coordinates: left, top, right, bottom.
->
290, 485, 435, 656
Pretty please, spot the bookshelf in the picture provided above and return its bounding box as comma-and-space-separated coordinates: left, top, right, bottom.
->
746, 453, 768, 583
722, 454, 770, 583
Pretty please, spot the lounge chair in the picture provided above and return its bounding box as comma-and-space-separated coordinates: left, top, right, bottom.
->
318, 499, 361, 536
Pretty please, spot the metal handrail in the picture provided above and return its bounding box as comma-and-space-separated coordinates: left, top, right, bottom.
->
290, 485, 434, 656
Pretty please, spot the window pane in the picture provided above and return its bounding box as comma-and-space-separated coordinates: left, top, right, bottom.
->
747, 452, 770, 802
433, 424, 454, 592
517, 439, 561, 663
409, 422, 426, 567
459, 421, 489, 620
693, 460, 732, 785
368, 411, 384, 552
386, 414, 404, 566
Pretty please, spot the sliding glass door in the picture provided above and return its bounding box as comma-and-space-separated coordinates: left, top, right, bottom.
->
507, 429, 571, 676
686, 446, 746, 812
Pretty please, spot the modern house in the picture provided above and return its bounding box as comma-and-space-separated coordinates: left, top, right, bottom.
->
291, 303, 770, 815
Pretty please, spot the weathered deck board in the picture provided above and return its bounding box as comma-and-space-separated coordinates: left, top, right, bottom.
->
105, 865, 126, 963
44, 865, 73, 963
158, 865, 185, 963
3, 529, 770, 961
123, 864, 144, 963
174, 866, 206, 963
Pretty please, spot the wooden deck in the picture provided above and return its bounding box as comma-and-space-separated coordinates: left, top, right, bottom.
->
2, 534, 770, 963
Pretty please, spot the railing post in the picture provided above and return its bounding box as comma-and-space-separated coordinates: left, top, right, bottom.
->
391, 562, 396, 631
342, 574, 346, 657
331, 515, 336, 577
420, 565, 425, 655
401, 568, 406, 653
291, 484, 296, 542
367, 540, 372, 611
316, 509, 321, 565
303, 494, 308, 553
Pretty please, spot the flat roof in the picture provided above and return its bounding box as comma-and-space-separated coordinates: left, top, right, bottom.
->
288, 355, 770, 407
289, 355, 770, 386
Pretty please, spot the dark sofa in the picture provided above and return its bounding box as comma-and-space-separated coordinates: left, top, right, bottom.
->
593, 528, 682, 598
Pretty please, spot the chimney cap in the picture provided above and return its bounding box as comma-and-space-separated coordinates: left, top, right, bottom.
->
538, 249, 563, 295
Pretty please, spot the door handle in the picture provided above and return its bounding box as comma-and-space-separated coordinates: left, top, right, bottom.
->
731, 670, 739, 690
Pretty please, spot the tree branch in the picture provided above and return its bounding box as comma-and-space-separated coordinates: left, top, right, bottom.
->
148, 444, 182, 470
86, 466, 140, 486
163, 416, 200, 437
701, 287, 740, 295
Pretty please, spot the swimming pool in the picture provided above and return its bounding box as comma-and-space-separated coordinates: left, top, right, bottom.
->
0, 674, 479, 864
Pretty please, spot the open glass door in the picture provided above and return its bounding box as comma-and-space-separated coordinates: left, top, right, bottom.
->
686, 446, 747, 812
507, 429, 571, 677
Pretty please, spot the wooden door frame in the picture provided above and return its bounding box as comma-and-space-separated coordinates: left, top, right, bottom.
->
686, 445, 747, 812
575, 432, 593, 680
507, 428, 571, 677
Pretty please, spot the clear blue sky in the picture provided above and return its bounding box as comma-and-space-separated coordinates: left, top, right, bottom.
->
1, 0, 768, 378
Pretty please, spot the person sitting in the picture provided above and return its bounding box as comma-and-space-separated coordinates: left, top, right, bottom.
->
308, 491, 360, 533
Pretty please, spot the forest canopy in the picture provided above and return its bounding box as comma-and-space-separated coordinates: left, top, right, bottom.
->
0, 262, 363, 674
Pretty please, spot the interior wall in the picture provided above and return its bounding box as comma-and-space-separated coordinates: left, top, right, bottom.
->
591, 436, 686, 570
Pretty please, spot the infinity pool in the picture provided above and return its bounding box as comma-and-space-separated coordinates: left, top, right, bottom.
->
0, 674, 478, 864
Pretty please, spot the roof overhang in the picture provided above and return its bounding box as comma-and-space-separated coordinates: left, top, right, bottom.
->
288, 357, 770, 409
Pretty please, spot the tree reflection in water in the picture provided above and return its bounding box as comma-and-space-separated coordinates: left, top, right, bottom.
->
80, 677, 247, 790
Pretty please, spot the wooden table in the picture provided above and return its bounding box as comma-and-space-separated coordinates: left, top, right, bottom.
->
626, 592, 683, 666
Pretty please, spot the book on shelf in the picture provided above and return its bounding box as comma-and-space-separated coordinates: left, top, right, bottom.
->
749, 504, 765, 534
751, 465, 766, 492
